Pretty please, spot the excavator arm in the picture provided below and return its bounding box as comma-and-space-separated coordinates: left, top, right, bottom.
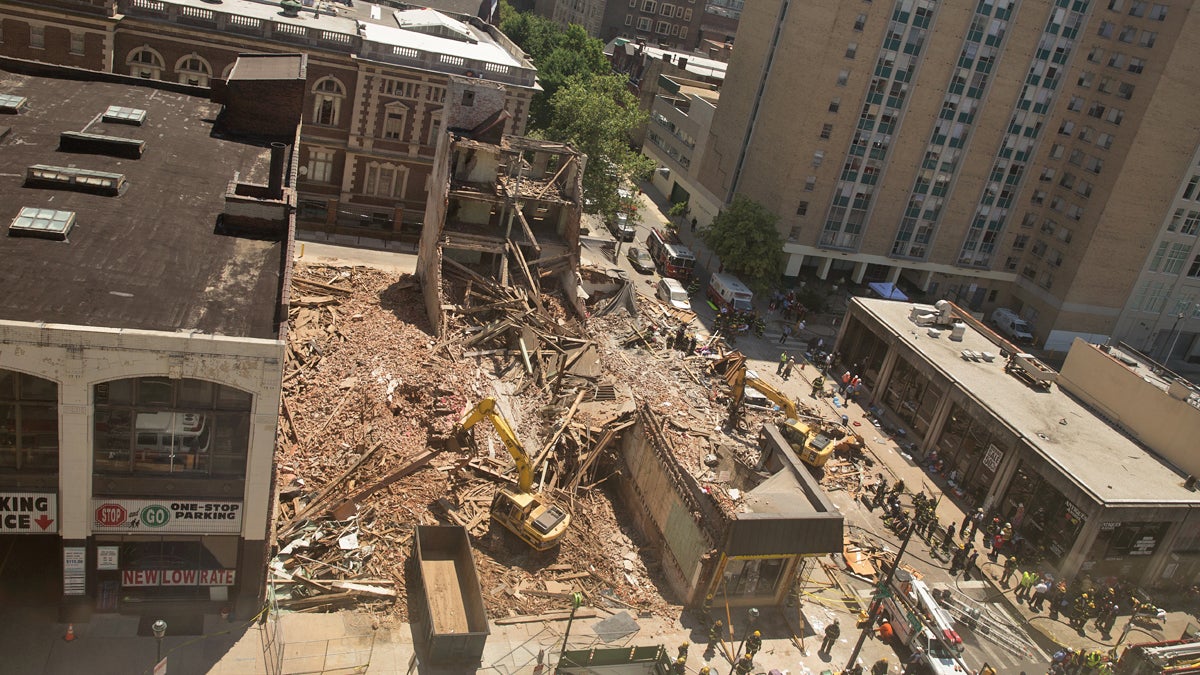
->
455, 398, 534, 493
745, 376, 800, 421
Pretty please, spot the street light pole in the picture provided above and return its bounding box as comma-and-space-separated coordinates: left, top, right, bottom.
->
845, 515, 919, 671
152, 618, 167, 666
555, 592, 584, 673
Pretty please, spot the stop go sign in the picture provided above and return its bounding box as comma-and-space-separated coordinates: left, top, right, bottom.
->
95, 503, 127, 527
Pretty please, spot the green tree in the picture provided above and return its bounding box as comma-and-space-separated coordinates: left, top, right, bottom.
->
702, 196, 785, 294
542, 74, 654, 217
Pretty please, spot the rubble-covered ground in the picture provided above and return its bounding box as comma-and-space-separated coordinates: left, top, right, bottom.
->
271, 263, 875, 624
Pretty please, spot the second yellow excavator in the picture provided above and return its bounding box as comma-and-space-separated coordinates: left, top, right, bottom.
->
451, 398, 571, 551
715, 352, 859, 469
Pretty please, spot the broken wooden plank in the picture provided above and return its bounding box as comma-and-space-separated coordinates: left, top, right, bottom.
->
281, 441, 384, 534
331, 581, 398, 598
493, 609, 600, 625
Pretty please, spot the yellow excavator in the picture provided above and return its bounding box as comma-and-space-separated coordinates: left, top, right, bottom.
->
715, 352, 858, 469
451, 398, 570, 551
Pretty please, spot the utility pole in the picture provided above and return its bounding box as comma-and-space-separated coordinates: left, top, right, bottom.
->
844, 512, 919, 671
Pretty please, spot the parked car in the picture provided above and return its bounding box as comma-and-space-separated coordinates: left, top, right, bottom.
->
656, 278, 692, 311
626, 247, 654, 273
608, 213, 636, 242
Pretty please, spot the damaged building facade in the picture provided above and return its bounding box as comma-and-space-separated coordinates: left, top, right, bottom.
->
418, 77, 585, 336
835, 297, 1200, 587
619, 406, 843, 608
0, 55, 300, 619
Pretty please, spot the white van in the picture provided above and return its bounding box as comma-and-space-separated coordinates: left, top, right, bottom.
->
990, 307, 1034, 343
657, 277, 692, 310
135, 412, 211, 462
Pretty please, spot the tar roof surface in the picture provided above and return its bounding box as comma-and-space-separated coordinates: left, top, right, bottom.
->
0, 69, 285, 339
856, 297, 1198, 506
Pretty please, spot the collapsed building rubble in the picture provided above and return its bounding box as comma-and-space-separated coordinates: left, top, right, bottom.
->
271, 257, 876, 620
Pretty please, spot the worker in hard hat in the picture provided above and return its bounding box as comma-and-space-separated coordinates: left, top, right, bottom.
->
706, 619, 723, 654
673, 655, 687, 674
734, 653, 754, 674
746, 629, 762, 656
871, 657, 889, 675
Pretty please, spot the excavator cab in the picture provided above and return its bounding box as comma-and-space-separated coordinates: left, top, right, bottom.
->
452, 398, 571, 551
491, 489, 570, 552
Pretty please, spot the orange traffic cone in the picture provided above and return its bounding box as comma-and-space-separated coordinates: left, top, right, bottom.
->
64, 624, 76, 642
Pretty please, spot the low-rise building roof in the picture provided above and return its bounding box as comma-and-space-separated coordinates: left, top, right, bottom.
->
854, 297, 1198, 506
0, 67, 286, 339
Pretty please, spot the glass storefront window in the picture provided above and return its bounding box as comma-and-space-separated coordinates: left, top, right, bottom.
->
723, 557, 787, 597
94, 378, 252, 478
1000, 459, 1086, 564
883, 357, 943, 433
839, 316, 889, 388
0, 370, 59, 472
933, 402, 1011, 503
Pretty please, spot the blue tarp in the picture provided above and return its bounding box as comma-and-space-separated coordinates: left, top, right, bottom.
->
868, 282, 909, 301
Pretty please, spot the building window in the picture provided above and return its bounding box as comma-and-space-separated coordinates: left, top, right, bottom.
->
364, 162, 404, 198
625, 13, 633, 24
382, 104, 408, 140
683, 8, 692, 19
1106, 106, 1124, 125
1108, 52, 1127, 69
812, 150, 824, 167
126, 46, 164, 79
641, 0, 656, 12
1118, 25, 1136, 43
1139, 31, 1157, 48
675, 5, 684, 16
1077, 72, 1094, 88
659, 3, 672, 15
1087, 47, 1104, 63
680, 26, 688, 38
846, 43, 858, 59
1128, 57, 1145, 74
1185, 176, 1200, 201
312, 77, 346, 126
1107, 0, 1124, 10
175, 54, 212, 87
797, 201, 809, 216
637, 16, 652, 30
0, 371, 59, 473
671, 24, 680, 35
804, 176, 816, 191
1066, 96, 1083, 112
1148, 4, 1167, 20
820, 123, 833, 139
427, 114, 443, 146
854, 13, 866, 31
93, 377, 252, 478
1059, 120, 1076, 135
836, 70, 850, 86
1128, 1, 1145, 17
1189, 256, 1200, 279
1163, 243, 1191, 274
1180, 210, 1200, 235
1085, 156, 1103, 173
306, 149, 335, 183
655, 20, 670, 34
829, 98, 840, 113
30, 25, 44, 49
70, 31, 85, 56
1097, 133, 1114, 149
1097, 21, 1115, 38
1012, 234, 1029, 250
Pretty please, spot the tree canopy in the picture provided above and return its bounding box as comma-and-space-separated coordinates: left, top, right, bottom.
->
500, 14, 609, 129
541, 74, 654, 217
702, 196, 785, 294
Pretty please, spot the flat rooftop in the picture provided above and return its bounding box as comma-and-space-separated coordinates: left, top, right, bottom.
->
855, 298, 1198, 506
146, 0, 533, 76
0, 67, 285, 339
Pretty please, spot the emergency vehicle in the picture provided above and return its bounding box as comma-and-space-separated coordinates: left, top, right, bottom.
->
644, 228, 696, 282
880, 569, 970, 675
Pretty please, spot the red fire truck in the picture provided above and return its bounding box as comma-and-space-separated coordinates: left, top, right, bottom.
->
644, 228, 696, 282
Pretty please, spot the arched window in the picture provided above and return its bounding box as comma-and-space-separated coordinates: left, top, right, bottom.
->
0, 370, 58, 472
126, 46, 164, 80
175, 53, 212, 87
93, 377, 252, 478
220, 62, 235, 80
311, 77, 346, 126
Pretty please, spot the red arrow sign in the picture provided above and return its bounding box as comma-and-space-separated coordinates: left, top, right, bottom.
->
34, 515, 54, 530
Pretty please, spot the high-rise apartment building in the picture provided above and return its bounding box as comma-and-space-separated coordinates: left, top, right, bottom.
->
697, 0, 1200, 358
